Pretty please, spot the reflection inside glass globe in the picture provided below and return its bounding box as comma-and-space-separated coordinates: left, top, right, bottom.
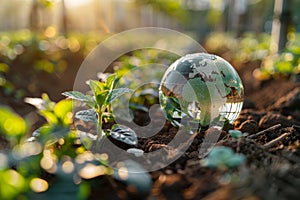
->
159, 53, 244, 130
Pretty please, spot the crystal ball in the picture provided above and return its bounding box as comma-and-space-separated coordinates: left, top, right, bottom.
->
159, 53, 244, 128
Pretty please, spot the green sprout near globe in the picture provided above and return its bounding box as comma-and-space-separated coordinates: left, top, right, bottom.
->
159, 53, 244, 130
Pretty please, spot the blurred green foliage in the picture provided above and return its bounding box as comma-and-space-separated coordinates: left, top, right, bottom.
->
136, 0, 188, 22
114, 49, 179, 112
0, 105, 27, 138
201, 146, 246, 169
257, 41, 300, 80
0, 91, 152, 199
204, 32, 271, 63
0, 28, 109, 100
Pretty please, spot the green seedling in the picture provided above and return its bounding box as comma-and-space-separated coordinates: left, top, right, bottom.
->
63, 73, 136, 145
201, 146, 246, 169
228, 130, 243, 139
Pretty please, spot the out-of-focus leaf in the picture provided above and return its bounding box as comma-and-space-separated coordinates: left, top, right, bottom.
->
113, 160, 152, 193
24, 97, 46, 110
39, 110, 58, 124
201, 146, 246, 169
54, 99, 73, 124
0, 63, 9, 73
0, 106, 26, 137
129, 103, 149, 112
0, 169, 27, 200
30, 125, 69, 145
228, 130, 242, 139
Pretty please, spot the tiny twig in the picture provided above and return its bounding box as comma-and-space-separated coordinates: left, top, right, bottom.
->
248, 124, 281, 139
293, 124, 300, 129
263, 132, 290, 149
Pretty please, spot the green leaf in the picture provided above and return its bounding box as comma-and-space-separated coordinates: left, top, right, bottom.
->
75, 109, 98, 123
0, 106, 26, 137
89, 80, 105, 94
107, 88, 131, 104
62, 91, 91, 102
110, 124, 137, 145
95, 90, 109, 107
105, 73, 116, 90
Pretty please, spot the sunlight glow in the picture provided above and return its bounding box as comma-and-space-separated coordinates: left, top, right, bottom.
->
65, 0, 93, 8
62, 161, 74, 174
79, 164, 106, 179
118, 167, 128, 180
30, 178, 49, 193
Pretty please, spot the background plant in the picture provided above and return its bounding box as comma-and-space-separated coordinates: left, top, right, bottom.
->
256, 42, 300, 80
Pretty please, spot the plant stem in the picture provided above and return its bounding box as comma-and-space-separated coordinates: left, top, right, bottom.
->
97, 112, 104, 142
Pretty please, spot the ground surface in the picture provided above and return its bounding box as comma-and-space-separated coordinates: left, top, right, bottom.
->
94, 61, 300, 200
1, 59, 300, 200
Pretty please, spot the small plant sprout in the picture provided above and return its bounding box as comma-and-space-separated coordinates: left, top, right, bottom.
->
62, 73, 136, 145
228, 130, 243, 139
228, 129, 244, 152
201, 146, 246, 169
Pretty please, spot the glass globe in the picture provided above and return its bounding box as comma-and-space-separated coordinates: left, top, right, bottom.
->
159, 53, 244, 129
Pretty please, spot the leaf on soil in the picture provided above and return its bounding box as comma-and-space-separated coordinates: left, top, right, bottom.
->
110, 124, 137, 145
